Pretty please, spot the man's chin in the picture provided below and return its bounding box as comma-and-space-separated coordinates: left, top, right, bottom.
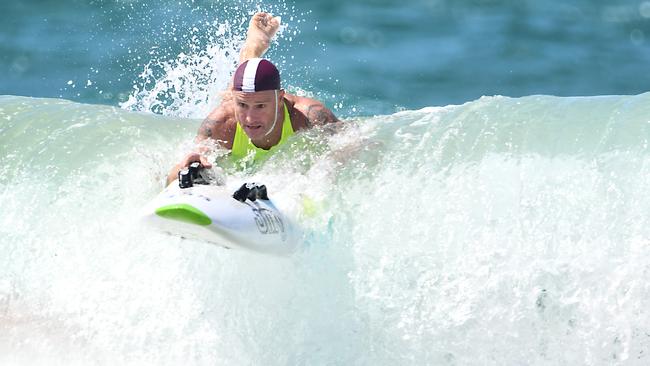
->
244, 126, 265, 138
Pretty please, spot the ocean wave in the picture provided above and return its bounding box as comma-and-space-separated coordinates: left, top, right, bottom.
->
1, 93, 649, 364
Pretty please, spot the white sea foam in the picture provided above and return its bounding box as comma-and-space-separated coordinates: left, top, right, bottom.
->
1, 93, 649, 364
118, 4, 296, 119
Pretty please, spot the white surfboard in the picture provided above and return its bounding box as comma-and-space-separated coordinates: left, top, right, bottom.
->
142, 180, 300, 256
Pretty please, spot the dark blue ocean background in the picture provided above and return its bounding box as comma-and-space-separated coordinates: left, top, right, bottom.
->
3, 0, 650, 115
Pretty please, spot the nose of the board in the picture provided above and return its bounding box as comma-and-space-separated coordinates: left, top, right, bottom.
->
155, 204, 212, 226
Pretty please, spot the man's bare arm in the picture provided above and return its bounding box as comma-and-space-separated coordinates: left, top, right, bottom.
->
196, 116, 217, 140
166, 112, 232, 185
239, 12, 281, 64
305, 103, 340, 127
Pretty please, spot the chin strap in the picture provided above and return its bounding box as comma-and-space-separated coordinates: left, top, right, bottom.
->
263, 89, 279, 137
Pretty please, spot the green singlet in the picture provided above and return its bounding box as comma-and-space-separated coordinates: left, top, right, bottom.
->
231, 103, 294, 163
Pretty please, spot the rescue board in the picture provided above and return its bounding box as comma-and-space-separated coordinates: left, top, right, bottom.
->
142, 167, 300, 256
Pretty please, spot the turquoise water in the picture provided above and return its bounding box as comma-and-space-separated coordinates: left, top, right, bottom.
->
2, 1, 650, 365
3, 0, 650, 114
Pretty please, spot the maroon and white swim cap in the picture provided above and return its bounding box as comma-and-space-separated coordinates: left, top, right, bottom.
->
233, 58, 281, 92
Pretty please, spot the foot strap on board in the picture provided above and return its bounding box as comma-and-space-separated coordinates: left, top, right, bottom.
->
233, 183, 269, 202
179, 162, 212, 189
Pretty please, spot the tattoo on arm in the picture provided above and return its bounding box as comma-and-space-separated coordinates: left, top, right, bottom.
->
306, 104, 339, 126
198, 118, 216, 139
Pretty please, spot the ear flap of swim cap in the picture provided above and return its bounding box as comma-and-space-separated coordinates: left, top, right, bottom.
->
233, 58, 281, 92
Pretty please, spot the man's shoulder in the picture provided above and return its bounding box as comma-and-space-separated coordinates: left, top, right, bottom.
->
198, 101, 237, 147
284, 93, 326, 110
204, 100, 236, 122
284, 93, 339, 127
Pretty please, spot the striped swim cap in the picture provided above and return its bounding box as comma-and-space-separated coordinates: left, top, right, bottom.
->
233, 58, 281, 92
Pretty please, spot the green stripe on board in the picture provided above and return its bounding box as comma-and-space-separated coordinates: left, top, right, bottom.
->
155, 204, 212, 226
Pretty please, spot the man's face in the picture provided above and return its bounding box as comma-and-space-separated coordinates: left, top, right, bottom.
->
233, 90, 283, 141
